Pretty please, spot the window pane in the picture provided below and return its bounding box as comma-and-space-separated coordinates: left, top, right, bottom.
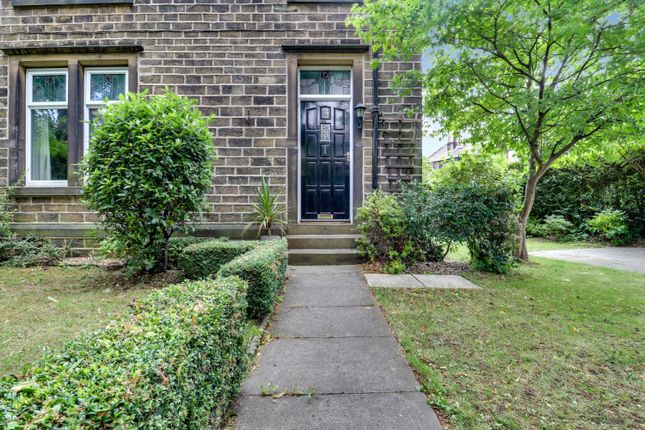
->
300, 70, 351, 95
30, 109, 68, 181
88, 107, 102, 140
89, 72, 126, 101
32, 74, 66, 103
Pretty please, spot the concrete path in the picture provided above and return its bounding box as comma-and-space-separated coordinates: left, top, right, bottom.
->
532, 247, 645, 273
235, 265, 442, 430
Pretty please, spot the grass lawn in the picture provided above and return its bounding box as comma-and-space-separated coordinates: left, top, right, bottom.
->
0, 266, 161, 376
526, 237, 604, 252
375, 258, 644, 429
446, 238, 603, 262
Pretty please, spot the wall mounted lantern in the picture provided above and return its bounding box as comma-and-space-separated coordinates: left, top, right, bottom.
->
354, 103, 366, 131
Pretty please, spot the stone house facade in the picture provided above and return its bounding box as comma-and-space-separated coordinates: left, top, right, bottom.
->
0, 0, 422, 258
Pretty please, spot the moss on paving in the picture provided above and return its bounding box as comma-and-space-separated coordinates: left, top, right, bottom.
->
375, 257, 644, 429
0, 266, 159, 376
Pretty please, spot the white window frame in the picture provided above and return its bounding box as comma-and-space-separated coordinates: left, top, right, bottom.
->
25, 68, 69, 187
296, 66, 354, 223
83, 67, 129, 154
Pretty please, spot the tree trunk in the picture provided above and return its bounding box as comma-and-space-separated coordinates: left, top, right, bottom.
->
516, 172, 541, 261
162, 230, 173, 272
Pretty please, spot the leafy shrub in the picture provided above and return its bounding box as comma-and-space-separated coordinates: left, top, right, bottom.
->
81, 90, 216, 273
179, 240, 256, 279
399, 182, 448, 262
166, 236, 228, 269
531, 150, 645, 239
432, 182, 516, 273
0, 235, 67, 267
356, 191, 408, 269
541, 215, 577, 240
525, 219, 545, 238
431, 154, 517, 274
587, 209, 629, 242
0, 277, 249, 429
218, 239, 288, 320
0, 189, 11, 239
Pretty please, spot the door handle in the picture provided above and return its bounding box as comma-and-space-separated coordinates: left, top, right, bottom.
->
345, 152, 351, 163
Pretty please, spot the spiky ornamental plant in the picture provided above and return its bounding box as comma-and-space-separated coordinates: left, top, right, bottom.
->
246, 178, 286, 237
81, 90, 215, 272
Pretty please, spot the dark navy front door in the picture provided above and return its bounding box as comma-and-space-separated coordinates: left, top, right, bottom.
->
300, 101, 350, 220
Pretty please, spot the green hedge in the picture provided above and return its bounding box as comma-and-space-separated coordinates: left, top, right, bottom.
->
531, 152, 645, 239
166, 236, 230, 269
166, 236, 205, 268
218, 239, 288, 320
178, 240, 256, 279
0, 277, 249, 429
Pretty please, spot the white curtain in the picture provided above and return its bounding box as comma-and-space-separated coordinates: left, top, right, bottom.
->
32, 113, 51, 181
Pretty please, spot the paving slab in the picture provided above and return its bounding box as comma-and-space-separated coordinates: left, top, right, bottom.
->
413, 274, 480, 289
365, 273, 480, 289
281, 282, 375, 307
271, 306, 391, 338
363, 273, 423, 288
532, 247, 645, 273
237, 392, 442, 430
240, 337, 418, 395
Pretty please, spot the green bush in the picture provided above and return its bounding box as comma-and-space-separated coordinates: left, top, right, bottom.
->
179, 240, 256, 279
166, 236, 229, 269
0, 277, 249, 429
541, 215, 577, 241
399, 182, 448, 262
431, 182, 516, 273
355, 191, 408, 272
431, 154, 517, 274
587, 209, 629, 243
218, 239, 288, 320
81, 90, 216, 273
531, 150, 645, 239
0, 235, 67, 267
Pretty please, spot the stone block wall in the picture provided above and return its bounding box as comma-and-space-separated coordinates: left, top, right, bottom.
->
0, 0, 422, 240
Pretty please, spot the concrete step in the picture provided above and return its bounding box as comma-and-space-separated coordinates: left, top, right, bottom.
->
287, 234, 359, 250
288, 248, 362, 265
287, 222, 356, 235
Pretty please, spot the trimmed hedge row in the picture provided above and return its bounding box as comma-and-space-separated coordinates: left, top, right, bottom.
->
166, 236, 206, 268
0, 277, 249, 429
218, 238, 288, 320
178, 240, 256, 279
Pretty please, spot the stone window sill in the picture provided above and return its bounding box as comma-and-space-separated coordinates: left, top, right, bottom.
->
12, 0, 132, 6
12, 187, 82, 196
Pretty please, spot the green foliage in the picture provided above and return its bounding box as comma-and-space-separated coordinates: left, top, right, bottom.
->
246, 178, 286, 237
0, 189, 11, 239
0, 277, 249, 429
218, 239, 288, 320
350, 0, 643, 161
430, 155, 517, 273
587, 209, 629, 242
349, 0, 644, 257
0, 235, 67, 268
432, 182, 517, 274
399, 182, 448, 262
529, 215, 579, 241
178, 240, 256, 280
81, 90, 216, 273
166, 236, 224, 269
355, 191, 409, 269
531, 152, 645, 239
